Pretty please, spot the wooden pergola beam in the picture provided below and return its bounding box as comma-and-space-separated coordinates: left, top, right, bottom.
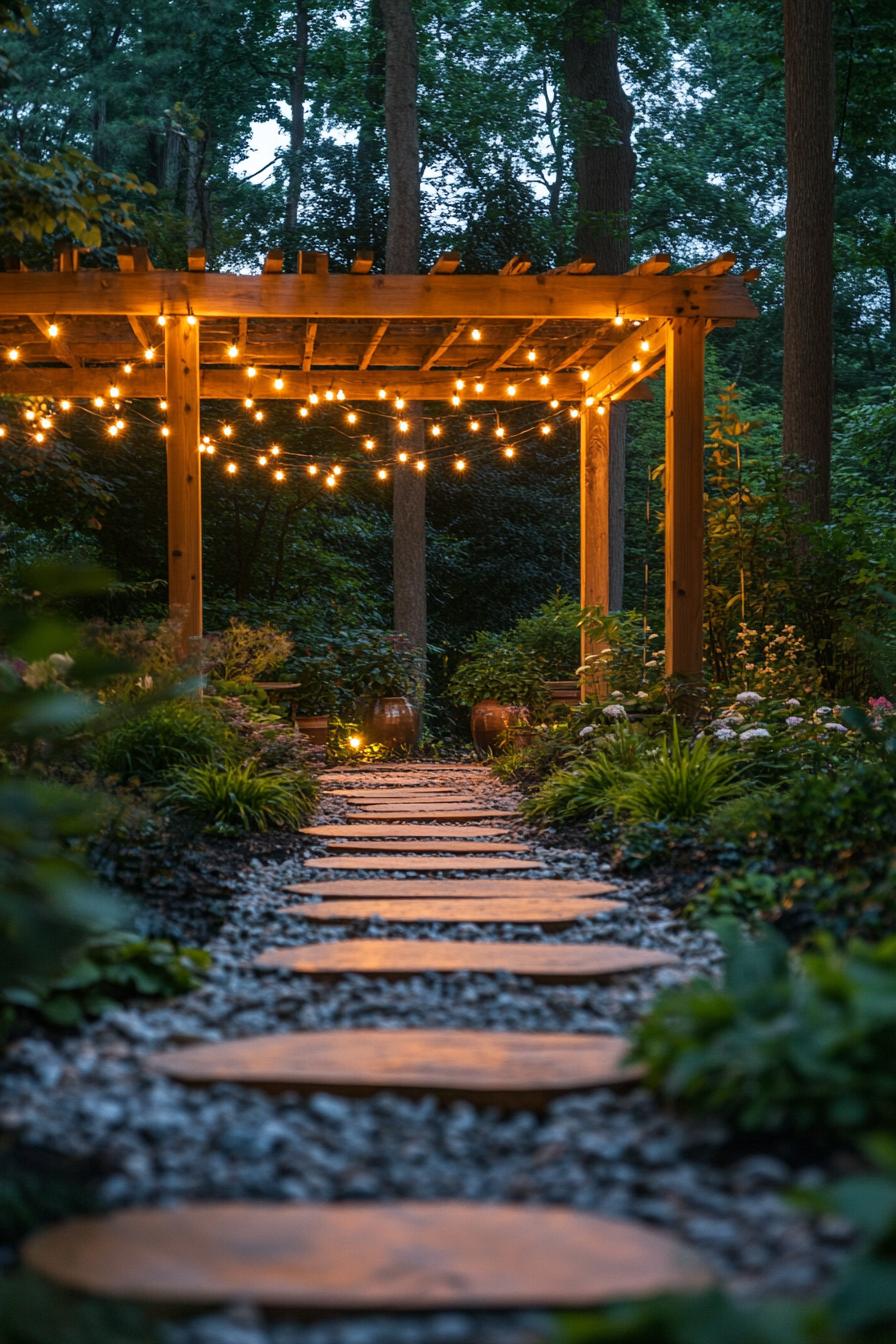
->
301, 321, 317, 371
0, 367, 590, 401
429, 252, 461, 274
187, 248, 206, 272
262, 249, 284, 274
420, 319, 467, 371
164, 318, 202, 652
584, 318, 668, 400
498, 256, 531, 276
26, 316, 81, 368
358, 320, 389, 369
0, 272, 759, 321
350, 251, 375, 274
486, 318, 546, 372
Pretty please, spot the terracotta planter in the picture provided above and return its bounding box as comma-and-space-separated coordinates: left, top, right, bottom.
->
361, 696, 420, 750
295, 714, 330, 746
470, 700, 531, 756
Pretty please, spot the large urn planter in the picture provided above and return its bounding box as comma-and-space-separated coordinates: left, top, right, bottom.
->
360, 695, 420, 750
470, 700, 531, 756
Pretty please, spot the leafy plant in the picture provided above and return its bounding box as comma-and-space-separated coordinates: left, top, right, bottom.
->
92, 700, 236, 783
164, 760, 318, 832
632, 924, 896, 1137
448, 630, 549, 709
608, 724, 741, 824
202, 618, 293, 684
522, 729, 642, 825
3, 932, 210, 1029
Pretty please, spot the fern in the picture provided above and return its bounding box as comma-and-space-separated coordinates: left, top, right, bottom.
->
609, 723, 741, 824
164, 761, 318, 832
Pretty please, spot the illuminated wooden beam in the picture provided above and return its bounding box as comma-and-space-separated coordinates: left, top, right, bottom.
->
351, 251, 375, 274
27, 316, 81, 368
486, 318, 546, 372
164, 317, 203, 652
420, 319, 467, 371
262, 249, 284, 274
302, 321, 317, 371
0, 272, 760, 321
359, 320, 389, 369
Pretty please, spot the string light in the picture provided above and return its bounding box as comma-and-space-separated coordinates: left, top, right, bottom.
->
397, 419, 409, 433
631, 358, 642, 373
156, 314, 167, 327
93, 396, 105, 409
270, 445, 281, 457
115, 418, 125, 430
569, 406, 579, 419
451, 394, 461, 407
6, 348, 20, 361
640, 337, 650, 352
503, 445, 515, 459
580, 369, 590, 383
307, 463, 319, 476
0, 426, 6, 437
298, 405, 309, 418
397, 450, 409, 463
550, 397, 560, 409
453, 457, 467, 472
159, 400, 168, 411
254, 409, 264, 422
186, 313, 197, 327
470, 327, 482, 341
454, 378, 465, 391
378, 387, 387, 400
258, 454, 268, 466
222, 423, 233, 437
540, 422, 552, 436
325, 389, 335, 402
205, 443, 216, 455
613, 312, 624, 327
596, 402, 606, 415
123, 361, 133, 374
474, 381, 485, 394
107, 423, 120, 438
539, 373, 550, 386
336, 388, 345, 400
244, 397, 254, 409
506, 383, 517, 397
226, 461, 238, 474
309, 392, 319, 405
325, 473, 337, 488
34, 430, 46, 444
585, 395, 596, 407
59, 399, 71, 411
144, 347, 155, 361
108, 384, 120, 399
363, 437, 376, 450
415, 459, 427, 472
246, 365, 257, 379
274, 468, 285, 481
394, 396, 406, 410
160, 426, 170, 438
527, 348, 536, 362
24, 409, 36, 421
495, 425, 506, 439
227, 344, 239, 359
377, 467, 388, 481
346, 411, 358, 426
468, 418, 480, 432
430, 423, 442, 437
331, 464, 343, 477
47, 322, 60, 339
274, 374, 285, 390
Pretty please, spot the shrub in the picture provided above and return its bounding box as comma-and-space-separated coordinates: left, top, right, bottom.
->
92, 700, 236, 783
164, 760, 318, 832
202, 618, 293, 684
608, 725, 741, 824
522, 729, 642, 826
210, 695, 313, 772
632, 924, 896, 1137
447, 629, 549, 710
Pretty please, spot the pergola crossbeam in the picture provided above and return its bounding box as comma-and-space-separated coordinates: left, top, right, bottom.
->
420, 319, 467, 371
359, 320, 389, 369
302, 321, 317, 371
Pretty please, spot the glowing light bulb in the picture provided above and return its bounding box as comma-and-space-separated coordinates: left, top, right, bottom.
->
378, 387, 387, 400
156, 314, 167, 327
580, 369, 591, 383
186, 313, 197, 327
226, 461, 238, 474
540, 423, 552, 436
640, 337, 650, 353
108, 384, 120, 399
299, 406, 309, 418
613, 313, 624, 327
527, 348, 536, 362
161, 426, 170, 438
246, 365, 257, 379
549, 397, 560, 409
415, 459, 426, 472
227, 344, 239, 359
471, 327, 482, 341
430, 423, 442, 437
47, 322, 60, 338
107, 423, 120, 437
377, 468, 388, 481
453, 457, 467, 472
274, 375, 285, 390
506, 383, 517, 397
474, 381, 485, 394
244, 397, 254, 409
631, 358, 642, 373
274, 468, 285, 481
332, 464, 343, 477
398, 419, 409, 433
325, 473, 337, 488
394, 396, 406, 410
363, 437, 376, 451
115, 418, 125, 430
24, 409, 36, 421
59, 399, 71, 411
398, 450, 409, 463
123, 361, 133, 375
7, 348, 20, 361
586, 395, 596, 407
144, 347, 155, 361
348, 734, 362, 750
455, 378, 465, 391
222, 423, 233, 437
254, 409, 264, 422
503, 445, 515, 459
596, 402, 606, 415
93, 396, 105, 409
309, 392, 319, 405
324, 388, 335, 402
570, 407, 580, 419
34, 430, 46, 444
451, 394, 461, 407
258, 455, 268, 466
307, 463, 319, 476
336, 388, 345, 400
495, 425, 506, 439
469, 419, 480, 432
270, 445, 281, 456
205, 444, 216, 455
0, 426, 6, 437
346, 411, 358, 425
539, 373, 550, 386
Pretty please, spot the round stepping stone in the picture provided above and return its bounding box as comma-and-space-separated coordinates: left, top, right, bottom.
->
256, 939, 677, 981
304, 855, 541, 872
147, 1029, 639, 1102
302, 824, 512, 838
23, 1202, 711, 1308
286, 878, 618, 899
324, 840, 527, 853
286, 897, 622, 926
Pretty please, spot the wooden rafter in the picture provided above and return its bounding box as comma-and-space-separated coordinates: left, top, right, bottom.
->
262, 249, 284, 274
543, 258, 596, 275
187, 248, 206, 272
0, 271, 759, 321
302, 320, 317, 371
486, 318, 546, 372
350, 251, 375, 274
498, 256, 531, 276
297, 251, 329, 275
420, 319, 467, 371
127, 315, 152, 350
359, 320, 389, 369
429, 252, 461, 274
583, 317, 668, 401
27, 315, 81, 368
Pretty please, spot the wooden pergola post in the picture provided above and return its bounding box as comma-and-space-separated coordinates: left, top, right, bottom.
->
664, 318, 705, 682
579, 399, 612, 698
163, 317, 203, 653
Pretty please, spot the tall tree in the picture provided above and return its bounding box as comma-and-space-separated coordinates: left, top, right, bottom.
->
379, 0, 426, 656
562, 0, 635, 608
782, 0, 835, 521
283, 0, 309, 253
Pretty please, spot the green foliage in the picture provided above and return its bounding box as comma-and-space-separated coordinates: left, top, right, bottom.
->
522, 728, 643, 826
164, 760, 318, 832
202, 618, 293, 684
0, 144, 154, 252
3, 932, 210, 1029
448, 596, 582, 710
610, 725, 742, 825
0, 1272, 161, 1344
92, 700, 236, 783
632, 925, 896, 1137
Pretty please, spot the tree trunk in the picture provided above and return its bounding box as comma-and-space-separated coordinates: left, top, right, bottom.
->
379, 0, 426, 656
355, 1, 386, 256
283, 0, 310, 253
184, 133, 205, 250
782, 0, 835, 523
562, 0, 634, 610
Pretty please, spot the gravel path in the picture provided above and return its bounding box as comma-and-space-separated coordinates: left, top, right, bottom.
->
1, 766, 852, 1343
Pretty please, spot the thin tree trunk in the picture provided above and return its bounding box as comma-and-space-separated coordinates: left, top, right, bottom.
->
562, 0, 634, 610
185, 133, 205, 250
283, 0, 310, 252
379, 0, 426, 657
355, 1, 386, 255
782, 0, 835, 523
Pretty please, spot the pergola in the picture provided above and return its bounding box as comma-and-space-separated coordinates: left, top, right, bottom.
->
0, 245, 757, 681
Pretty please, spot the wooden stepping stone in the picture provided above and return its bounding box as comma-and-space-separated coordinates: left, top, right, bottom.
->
23, 1202, 710, 1308
147, 1028, 638, 1103
286, 897, 622, 926
338, 796, 484, 806
302, 824, 512, 838
324, 840, 528, 853
286, 878, 618, 900
304, 855, 541, 872
329, 788, 476, 798
346, 809, 514, 822
256, 939, 677, 981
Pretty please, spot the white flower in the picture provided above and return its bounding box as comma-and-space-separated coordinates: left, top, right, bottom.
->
578, 724, 596, 738
48, 652, 74, 677
735, 691, 765, 705
815, 706, 832, 718
645, 659, 658, 668
721, 712, 745, 726
610, 690, 625, 700
785, 715, 803, 727
602, 704, 628, 721
785, 698, 801, 708
635, 691, 649, 700
822, 721, 848, 733
739, 727, 771, 742
713, 727, 737, 741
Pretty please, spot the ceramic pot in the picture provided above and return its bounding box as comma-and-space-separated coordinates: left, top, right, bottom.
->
361, 695, 419, 749
295, 714, 330, 746
470, 700, 531, 755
